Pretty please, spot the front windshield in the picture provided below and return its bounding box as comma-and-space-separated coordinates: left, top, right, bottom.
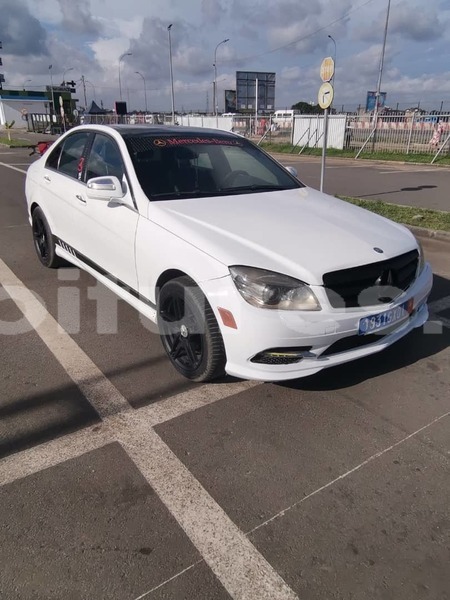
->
124, 133, 303, 200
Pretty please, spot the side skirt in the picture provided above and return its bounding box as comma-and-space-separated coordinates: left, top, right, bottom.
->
55, 238, 158, 325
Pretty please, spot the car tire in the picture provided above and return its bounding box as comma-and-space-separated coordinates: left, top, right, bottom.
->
31, 207, 64, 268
158, 276, 226, 382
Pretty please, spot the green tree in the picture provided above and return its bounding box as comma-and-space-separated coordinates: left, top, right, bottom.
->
4, 120, 15, 141
291, 101, 323, 114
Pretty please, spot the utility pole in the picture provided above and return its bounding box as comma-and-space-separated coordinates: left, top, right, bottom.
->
0, 41, 4, 90
168, 24, 175, 124
81, 75, 87, 109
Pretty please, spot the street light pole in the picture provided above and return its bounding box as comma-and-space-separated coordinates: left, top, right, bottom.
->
23, 78, 32, 90
372, 0, 391, 150
62, 67, 74, 85
167, 24, 175, 124
48, 64, 55, 117
135, 71, 148, 113
118, 52, 132, 101
213, 38, 229, 117
327, 35, 336, 104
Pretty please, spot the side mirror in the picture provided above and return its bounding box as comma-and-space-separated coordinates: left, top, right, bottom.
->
86, 176, 125, 201
284, 165, 298, 178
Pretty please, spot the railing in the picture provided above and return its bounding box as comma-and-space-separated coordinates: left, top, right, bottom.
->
25, 111, 450, 159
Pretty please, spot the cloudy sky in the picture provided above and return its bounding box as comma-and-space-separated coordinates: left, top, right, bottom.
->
1, 0, 450, 113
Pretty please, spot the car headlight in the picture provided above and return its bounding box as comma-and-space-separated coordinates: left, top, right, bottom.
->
229, 266, 321, 311
416, 239, 425, 276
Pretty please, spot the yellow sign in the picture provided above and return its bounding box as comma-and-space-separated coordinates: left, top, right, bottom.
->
318, 82, 334, 109
320, 57, 335, 83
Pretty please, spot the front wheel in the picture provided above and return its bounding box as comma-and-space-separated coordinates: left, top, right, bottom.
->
158, 276, 226, 382
31, 207, 64, 268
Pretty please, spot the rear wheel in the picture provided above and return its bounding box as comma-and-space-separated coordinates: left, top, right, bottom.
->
158, 276, 226, 382
31, 207, 63, 268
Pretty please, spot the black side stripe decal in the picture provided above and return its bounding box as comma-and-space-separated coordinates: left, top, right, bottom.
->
55, 236, 156, 310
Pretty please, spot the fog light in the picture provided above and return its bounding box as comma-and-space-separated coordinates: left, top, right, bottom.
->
251, 347, 314, 365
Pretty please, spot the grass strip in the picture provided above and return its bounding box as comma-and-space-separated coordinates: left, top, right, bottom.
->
263, 143, 450, 166
339, 196, 450, 232
0, 137, 32, 148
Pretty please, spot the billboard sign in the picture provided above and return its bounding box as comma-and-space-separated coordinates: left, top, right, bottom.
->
115, 101, 127, 115
366, 91, 387, 112
236, 71, 275, 112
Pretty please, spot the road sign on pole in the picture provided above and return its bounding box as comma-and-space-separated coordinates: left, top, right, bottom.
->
318, 82, 334, 110
320, 57, 335, 83
318, 58, 335, 192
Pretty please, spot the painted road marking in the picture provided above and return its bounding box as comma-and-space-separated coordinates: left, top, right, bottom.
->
378, 169, 438, 174
0, 380, 260, 486
0, 426, 112, 486
247, 410, 450, 536
133, 561, 203, 600
0, 256, 296, 600
0, 260, 131, 417
119, 420, 299, 600
0, 162, 27, 174
428, 295, 450, 330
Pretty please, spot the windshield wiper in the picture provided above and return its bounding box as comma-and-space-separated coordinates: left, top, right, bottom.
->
218, 184, 286, 193
150, 190, 215, 199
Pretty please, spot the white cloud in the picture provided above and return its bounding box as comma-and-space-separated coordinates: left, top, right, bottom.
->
280, 66, 302, 80
1, 0, 449, 112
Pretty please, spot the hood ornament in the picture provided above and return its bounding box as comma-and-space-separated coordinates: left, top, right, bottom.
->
373, 247, 384, 254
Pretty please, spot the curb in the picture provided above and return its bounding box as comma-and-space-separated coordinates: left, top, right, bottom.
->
405, 224, 450, 244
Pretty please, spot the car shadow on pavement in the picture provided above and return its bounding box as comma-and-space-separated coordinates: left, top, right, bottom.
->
0, 384, 99, 459
279, 274, 450, 392
358, 184, 437, 199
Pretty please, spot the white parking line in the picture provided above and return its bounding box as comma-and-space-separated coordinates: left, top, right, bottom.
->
0, 425, 112, 486
139, 379, 260, 427
378, 169, 437, 174
0, 260, 131, 418
133, 561, 203, 600
247, 410, 450, 536
120, 421, 298, 600
0, 162, 27, 174
0, 380, 260, 487
0, 257, 295, 600
429, 295, 450, 329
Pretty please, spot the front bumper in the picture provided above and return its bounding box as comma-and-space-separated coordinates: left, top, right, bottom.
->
201, 262, 433, 381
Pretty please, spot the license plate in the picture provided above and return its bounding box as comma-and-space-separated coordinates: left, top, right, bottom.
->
358, 298, 414, 336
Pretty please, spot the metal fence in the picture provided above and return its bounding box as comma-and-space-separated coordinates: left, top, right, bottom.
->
346, 114, 450, 155
25, 110, 450, 158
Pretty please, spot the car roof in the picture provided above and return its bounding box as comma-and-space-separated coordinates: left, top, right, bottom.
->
103, 124, 239, 138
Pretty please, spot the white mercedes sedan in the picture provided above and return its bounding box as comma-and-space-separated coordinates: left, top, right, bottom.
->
25, 125, 433, 382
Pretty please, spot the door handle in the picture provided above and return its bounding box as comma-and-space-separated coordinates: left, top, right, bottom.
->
75, 194, 87, 204
43, 175, 51, 183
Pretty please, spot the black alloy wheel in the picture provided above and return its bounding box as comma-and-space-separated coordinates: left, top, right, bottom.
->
31, 207, 63, 268
158, 276, 226, 382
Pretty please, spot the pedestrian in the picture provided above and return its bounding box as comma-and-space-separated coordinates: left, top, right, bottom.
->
429, 120, 444, 147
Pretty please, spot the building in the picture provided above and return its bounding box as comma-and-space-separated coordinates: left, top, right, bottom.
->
0, 87, 77, 130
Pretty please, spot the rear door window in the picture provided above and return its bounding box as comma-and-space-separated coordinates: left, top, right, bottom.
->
57, 132, 91, 180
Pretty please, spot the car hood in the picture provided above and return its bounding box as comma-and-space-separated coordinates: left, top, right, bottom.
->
150, 187, 417, 285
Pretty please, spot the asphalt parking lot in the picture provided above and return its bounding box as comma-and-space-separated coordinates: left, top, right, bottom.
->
0, 145, 449, 600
